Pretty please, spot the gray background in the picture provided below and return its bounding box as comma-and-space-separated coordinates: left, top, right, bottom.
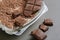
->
0, 0, 60, 40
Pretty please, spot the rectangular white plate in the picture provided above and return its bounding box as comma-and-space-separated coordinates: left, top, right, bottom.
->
14, 2, 48, 36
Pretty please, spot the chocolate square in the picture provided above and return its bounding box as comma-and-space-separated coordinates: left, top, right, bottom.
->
35, 0, 42, 6
31, 29, 47, 40
27, 0, 35, 4
43, 19, 53, 26
14, 16, 27, 26
25, 4, 33, 11
39, 24, 49, 32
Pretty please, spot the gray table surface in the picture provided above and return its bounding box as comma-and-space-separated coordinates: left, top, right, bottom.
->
0, 0, 60, 40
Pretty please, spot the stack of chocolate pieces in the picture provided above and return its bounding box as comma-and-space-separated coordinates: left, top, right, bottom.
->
31, 19, 53, 40
0, 0, 42, 29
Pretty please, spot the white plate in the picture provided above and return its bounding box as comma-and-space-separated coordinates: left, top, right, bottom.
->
15, 2, 48, 36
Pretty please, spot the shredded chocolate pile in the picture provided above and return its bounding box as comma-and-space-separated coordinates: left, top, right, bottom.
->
0, 0, 42, 29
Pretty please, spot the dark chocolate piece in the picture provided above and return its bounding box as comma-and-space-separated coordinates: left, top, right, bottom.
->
31, 29, 47, 40
14, 16, 27, 27
43, 19, 53, 26
39, 24, 49, 32
23, 0, 42, 17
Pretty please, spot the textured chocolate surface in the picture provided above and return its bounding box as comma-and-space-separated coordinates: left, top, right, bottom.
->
39, 24, 49, 32
23, 0, 42, 17
31, 29, 47, 40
